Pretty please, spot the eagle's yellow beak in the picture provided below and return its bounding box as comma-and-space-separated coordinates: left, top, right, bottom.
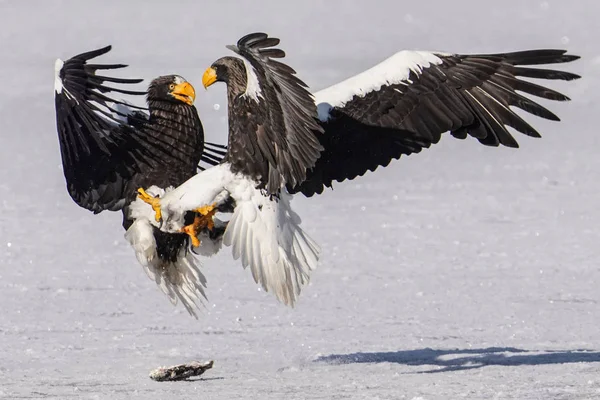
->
202, 67, 217, 89
171, 81, 196, 105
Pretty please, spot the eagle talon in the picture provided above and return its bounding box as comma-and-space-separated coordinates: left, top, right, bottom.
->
180, 203, 218, 247
182, 224, 201, 247
137, 188, 162, 222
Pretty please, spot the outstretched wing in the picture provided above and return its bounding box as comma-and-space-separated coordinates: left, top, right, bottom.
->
55, 45, 162, 213
226, 32, 324, 193
291, 49, 580, 197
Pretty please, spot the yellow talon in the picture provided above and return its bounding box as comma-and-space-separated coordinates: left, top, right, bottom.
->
195, 203, 217, 217
195, 203, 217, 231
180, 203, 218, 247
137, 188, 162, 222
182, 224, 201, 247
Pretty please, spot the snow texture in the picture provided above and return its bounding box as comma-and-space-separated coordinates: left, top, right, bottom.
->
0, 1, 598, 399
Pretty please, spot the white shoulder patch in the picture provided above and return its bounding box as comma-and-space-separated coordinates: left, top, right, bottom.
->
314, 50, 446, 121
241, 58, 263, 102
54, 58, 64, 94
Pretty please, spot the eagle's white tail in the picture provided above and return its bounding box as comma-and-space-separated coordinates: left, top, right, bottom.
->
223, 185, 320, 306
124, 219, 207, 318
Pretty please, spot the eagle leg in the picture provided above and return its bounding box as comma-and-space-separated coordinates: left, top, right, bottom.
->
181, 204, 218, 247
137, 188, 162, 222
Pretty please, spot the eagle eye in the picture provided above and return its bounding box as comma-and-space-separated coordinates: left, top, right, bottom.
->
169, 83, 175, 90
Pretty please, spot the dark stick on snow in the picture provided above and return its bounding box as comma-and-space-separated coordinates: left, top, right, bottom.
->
149, 360, 214, 382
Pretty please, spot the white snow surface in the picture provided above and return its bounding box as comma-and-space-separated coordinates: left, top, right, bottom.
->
1, 1, 599, 399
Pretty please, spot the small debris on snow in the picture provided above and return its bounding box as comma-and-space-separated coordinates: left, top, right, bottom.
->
6, 242, 11, 248
149, 360, 214, 382
213, 103, 220, 110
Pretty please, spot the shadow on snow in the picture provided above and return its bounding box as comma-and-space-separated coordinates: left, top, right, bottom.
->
314, 347, 600, 373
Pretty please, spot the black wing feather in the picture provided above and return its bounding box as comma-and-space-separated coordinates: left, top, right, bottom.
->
54, 45, 161, 212
227, 33, 324, 193
292, 49, 580, 196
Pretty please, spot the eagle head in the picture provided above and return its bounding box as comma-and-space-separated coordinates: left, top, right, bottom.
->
147, 75, 196, 106
202, 57, 247, 95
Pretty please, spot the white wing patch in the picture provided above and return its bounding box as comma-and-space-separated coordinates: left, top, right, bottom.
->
314, 50, 446, 121
54, 58, 64, 94
223, 177, 320, 306
161, 163, 233, 218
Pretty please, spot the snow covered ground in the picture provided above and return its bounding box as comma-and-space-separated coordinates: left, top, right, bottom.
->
0, 0, 599, 398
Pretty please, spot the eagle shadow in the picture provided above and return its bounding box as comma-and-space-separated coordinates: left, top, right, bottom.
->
314, 347, 600, 373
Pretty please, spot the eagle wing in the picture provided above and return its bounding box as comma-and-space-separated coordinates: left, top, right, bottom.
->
55, 45, 166, 213
226, 33, 324, 193
290, 49, 580, 197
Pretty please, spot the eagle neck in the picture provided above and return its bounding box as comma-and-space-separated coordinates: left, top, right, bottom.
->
226, 64, 249, 103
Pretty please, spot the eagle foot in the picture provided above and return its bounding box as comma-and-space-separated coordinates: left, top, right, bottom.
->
137, 188, 162, 222
181, 203, 218, 247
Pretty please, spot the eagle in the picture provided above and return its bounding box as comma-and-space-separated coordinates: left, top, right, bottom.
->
54, 46, 227, 317
139, 32, 580, 307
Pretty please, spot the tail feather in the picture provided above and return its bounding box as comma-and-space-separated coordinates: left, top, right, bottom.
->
223, 183, 320, 306
124, 219, 207, 318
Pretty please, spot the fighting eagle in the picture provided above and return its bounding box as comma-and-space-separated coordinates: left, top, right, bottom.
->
139, 32, 580, 307
54, 46, 227, 317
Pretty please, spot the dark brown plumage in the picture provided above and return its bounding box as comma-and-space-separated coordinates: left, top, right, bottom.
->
55, 47, 210, 217
208, 33, 324, 194
203, 33, 579, 201
54, 46, 228, 316
292, 50, 580, 197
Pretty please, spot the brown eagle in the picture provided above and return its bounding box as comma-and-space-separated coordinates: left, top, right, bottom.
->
54, 45, 227, 317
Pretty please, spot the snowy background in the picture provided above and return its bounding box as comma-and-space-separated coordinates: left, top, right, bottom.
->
0, 0, 598, 398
